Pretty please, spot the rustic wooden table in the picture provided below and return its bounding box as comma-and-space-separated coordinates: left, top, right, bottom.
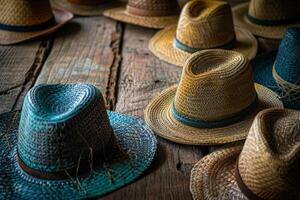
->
0, 1, 264, 199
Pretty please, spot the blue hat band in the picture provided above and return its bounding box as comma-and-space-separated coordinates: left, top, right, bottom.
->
247, 14, 300, 26
173, 36, 236, 53
0, 17, 55, 32
171, 96, 258, 128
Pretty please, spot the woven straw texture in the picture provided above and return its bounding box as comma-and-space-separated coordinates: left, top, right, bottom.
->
149, 0, 257, 67
190, 108, 300, 200
253, 27, 300, 110
233, 2, 300, 39
0, 84, 157, 199
144, 50, 283, 145
0, 8, 73, 45
51, 0, 123, 16
103, 0, 180, 29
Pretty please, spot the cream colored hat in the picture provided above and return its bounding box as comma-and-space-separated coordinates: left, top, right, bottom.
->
190, 108, 300, 200
51, 0, 122, 16
144, 49, 283, 145
103, 0, 180, 29
233, 0, 300, 39
0, 0, 73, 45
149, 0, 258, 67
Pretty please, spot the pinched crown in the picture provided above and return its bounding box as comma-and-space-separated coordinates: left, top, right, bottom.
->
17, 84, 113, 177
174, 50, 256, 122
238, 108, 300, 199
0, 0, 54, 26
175, 0, 235, 50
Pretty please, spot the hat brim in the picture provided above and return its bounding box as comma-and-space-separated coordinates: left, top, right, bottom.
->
149, 25, 258, 67
0, 9, 73, 45
190, 145, 247, 199
51, 0, 123, 16
253, 51, 300, 110
103, 6, 179, 29
144, 84, 283, 145
0, 110, 156, 199
232, 3, 300, 39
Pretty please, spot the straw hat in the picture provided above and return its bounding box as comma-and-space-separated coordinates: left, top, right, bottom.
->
0, 0, 73, 45
190, 108, 300, 200
232, 0, 300, 39
144, 50, 283, 145
253, 27, 300, 110
103, 0, 180, 29
149, 0, 258, 67
0, 83, 157, 199
51, 0, 122, 16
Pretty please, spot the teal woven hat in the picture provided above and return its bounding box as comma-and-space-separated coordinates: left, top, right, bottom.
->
253, 27, 300, 110
0, 83, 157, 199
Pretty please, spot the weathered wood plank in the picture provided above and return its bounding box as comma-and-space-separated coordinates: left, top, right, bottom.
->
35, 17, 123, 109
111, 24, 208, 200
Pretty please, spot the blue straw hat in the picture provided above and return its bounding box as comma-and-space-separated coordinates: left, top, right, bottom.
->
253, 27, 300, 110
0, 83, 157, 199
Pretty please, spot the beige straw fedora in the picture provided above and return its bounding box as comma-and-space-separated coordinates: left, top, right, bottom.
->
190, 108, 300, 200
50, 0, 122, 16
144, 50, 283, 145
103, 0, 180, 29
233, 0, 300, 39
0, 0, 73, 45
149, 0, 258, 67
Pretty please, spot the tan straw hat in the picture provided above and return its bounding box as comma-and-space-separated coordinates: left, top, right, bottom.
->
233, 0, 300, 39
190, 108, 300, 200
0, 0, 73, 45
103, 0, 180, 29
149, 0, 258, 67
144, 49, 283, 145
50, 0, 122, 16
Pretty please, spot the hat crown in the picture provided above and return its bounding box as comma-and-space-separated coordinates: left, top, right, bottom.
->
174, 50, 257, 123
67, 0, 108, 6
127, 0, 180, 17
275, 27, 300, 84
0, 0, 54, 27
175, 0, 235, 50
238, 109, 300, 199
248, 0, 300, 22
17, 84, 113, 176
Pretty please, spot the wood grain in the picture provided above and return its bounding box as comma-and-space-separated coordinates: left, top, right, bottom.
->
35, 17, 123, 109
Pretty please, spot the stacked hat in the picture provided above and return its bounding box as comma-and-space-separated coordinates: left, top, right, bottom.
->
144, 49, 283, 145
0, 0, 73, 45
253, 27, 300, 110
149, 0, 258, 67
51, 0, 122, 16
190, 108, 300, 199
233, 0, 300, 39
0, 83, 156, 199
103, 0, 180, 29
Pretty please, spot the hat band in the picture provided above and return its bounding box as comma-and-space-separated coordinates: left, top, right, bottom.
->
17, 135, 114, 180
173, 36, 236, 53
126, 5, 179, 17
0, 17, 56, 32
247, 14, 300, 26
272, 64, 300, 103
67, 0, 109, 5
171, 96, 258, 128
235, 161, 263, 200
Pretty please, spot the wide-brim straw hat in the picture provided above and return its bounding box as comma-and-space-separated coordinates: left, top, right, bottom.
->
253, 27, 300, 110
233, 2, 300, 39
144, 50, 283, 145
190, 108, 300, 199
0, 9, 73, 45
50, 0, 123, 16
103, 0, 180, 29
149, 0, 257, 67
149, 25, 257, 67
0, 84, 157, 199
